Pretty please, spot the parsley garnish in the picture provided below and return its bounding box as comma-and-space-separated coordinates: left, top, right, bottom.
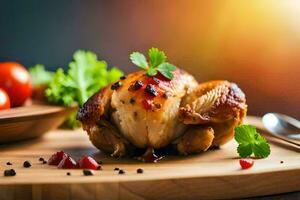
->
130, 48, 176, 80
234, 124, 271, 158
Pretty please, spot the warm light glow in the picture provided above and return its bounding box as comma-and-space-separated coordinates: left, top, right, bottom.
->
263, 114, 279, 130
0, 92, 6, 104
155, 1, 300, 117
12, 67, 29, 84
278, 0, 300, 31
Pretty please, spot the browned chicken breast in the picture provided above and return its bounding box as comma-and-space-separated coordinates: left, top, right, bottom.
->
77, 70, 247, 158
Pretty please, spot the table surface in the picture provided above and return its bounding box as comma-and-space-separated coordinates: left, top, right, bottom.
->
0, 116, 299, 200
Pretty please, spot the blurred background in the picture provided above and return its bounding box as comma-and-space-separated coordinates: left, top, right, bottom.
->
0, 0, 299, 118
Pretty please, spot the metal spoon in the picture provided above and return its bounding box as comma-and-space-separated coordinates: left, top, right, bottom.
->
262, 113, 300, 147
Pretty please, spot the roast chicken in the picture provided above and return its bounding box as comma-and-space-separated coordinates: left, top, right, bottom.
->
77, 69, 247, 158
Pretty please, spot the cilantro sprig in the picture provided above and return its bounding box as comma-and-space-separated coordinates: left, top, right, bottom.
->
130, 48, 176, 79
234, 125, 271, 158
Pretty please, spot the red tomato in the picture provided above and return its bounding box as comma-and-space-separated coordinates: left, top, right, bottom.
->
78, 155, 99, 170
0, 62, 32, 107
239, 159, 254, 169
0, 88, 10, 110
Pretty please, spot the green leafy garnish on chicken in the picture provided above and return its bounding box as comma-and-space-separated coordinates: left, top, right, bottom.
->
130, 48, 176, 79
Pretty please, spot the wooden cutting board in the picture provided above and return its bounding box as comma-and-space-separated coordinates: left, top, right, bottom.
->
0, 116, 299, 200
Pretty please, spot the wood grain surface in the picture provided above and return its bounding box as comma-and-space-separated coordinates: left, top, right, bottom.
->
0, 116, 299, 200
0, 104, 76, 143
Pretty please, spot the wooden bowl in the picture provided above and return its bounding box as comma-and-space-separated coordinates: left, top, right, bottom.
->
0, 104, 76, 144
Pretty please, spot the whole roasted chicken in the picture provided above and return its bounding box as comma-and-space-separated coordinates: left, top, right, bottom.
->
77, 48, 247, 159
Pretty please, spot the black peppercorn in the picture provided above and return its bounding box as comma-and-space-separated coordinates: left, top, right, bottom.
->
6, 162, 12, 165
132, 80, 143, 90
154, 103, 161, 109
114, 167, 120, 171
42, 160, 47, 164
97, 161, 103, 164
162, 91, 171, 99
118, 169, 125, 174
97, 166, 102, 170
280, 161, 284, 164
137, 168, 143, 174
39, 157, 44, 162
83, 169, 94, 176
4, 169, 16, 177
111, 81, 122, 90
23, 161, 32, 168
67, 172, 71, 176
145, 84, 158, 96
130, 97, 136, 104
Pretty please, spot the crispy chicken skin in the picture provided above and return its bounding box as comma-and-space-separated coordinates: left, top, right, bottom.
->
179, 80, 247, 149
76, 87, 129, 156
180, 81, 246, 124
87, 120, 128, 157
176, 126, 215, 155
77, 71, 247, 158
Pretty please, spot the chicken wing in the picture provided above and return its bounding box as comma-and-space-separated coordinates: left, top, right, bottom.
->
179, 80, 247, 149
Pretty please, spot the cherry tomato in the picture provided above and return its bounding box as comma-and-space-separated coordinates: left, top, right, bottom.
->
239, 158, 254, 169
0, 88, 10, 110
0, 62, 32, 107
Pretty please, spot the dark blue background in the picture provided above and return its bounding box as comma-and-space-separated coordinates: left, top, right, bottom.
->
0, 0, 155, 73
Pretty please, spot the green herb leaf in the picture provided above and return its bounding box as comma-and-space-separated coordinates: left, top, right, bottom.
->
157, 62, 176, 79
148, 48, 166, 67
45, 68, 76, 106
46, 50, 123, 107
130, 47, 176, 80
29, 64, 54, 86
130, 52, 148, 69
45, 50, 123, 129
147, 67, 158, 76
237, 144, 252, 158
234, 125, 271, 158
